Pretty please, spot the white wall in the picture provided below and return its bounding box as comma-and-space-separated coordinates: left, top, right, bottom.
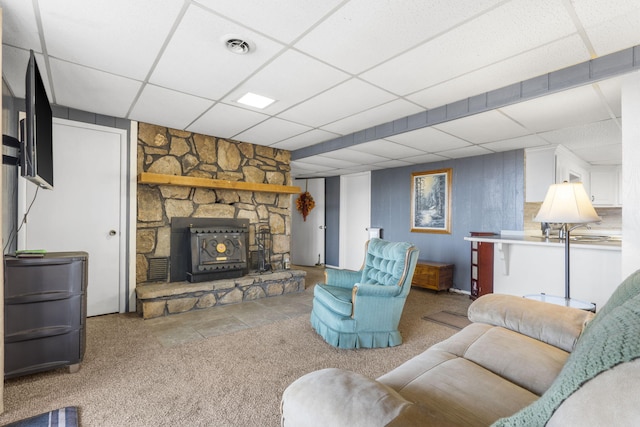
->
622, 71, 640, 279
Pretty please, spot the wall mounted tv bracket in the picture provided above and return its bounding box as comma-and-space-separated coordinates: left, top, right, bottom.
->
2, 134, 21, 166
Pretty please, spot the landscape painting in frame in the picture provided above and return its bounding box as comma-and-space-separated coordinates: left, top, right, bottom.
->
411, 168, 452, 234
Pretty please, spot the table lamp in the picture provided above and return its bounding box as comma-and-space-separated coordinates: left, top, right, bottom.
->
534, 182, 601, 300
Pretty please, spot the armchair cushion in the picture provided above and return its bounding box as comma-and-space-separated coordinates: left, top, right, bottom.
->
361, 239, 414, 286
313, 285, 353, 317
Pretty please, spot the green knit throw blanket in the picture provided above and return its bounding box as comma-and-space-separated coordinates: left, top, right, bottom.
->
492, 272, 640, 427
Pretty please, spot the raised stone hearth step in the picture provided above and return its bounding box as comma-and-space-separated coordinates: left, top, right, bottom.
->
136, 270, 306, 319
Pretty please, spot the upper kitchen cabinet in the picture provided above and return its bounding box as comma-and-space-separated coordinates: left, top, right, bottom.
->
525, 145, 590, 202
591, 166, 622, 206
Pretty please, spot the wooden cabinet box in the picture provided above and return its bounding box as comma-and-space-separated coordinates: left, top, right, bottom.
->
412, 261, 453, 292
470, 232, 496, 300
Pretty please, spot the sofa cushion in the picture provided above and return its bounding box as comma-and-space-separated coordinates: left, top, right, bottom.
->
380, 323, 568, 399
380, 350, 539, 426
492, 289, 640, 427
461, 325, 569, 396
468, 294, 593, 352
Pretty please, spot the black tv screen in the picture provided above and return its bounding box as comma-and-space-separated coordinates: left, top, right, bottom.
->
21, 50, 53, 190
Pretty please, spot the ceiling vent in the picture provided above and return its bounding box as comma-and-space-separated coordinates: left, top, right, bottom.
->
224, 37, 252, 55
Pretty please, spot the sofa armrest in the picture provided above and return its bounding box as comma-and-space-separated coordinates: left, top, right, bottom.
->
325, 268, 362, 288
282, 368, 438, 427
468, 294, 594, 352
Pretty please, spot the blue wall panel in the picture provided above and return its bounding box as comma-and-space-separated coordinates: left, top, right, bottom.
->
325, 176, 340, 267
371, 150, 524, 292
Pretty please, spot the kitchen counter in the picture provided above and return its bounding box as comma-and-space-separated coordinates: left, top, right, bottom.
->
464, 231, 622, 310
465, 233, 621, 251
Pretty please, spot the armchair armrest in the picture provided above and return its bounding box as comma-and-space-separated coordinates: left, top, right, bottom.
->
325, 267, 362, 289
354, 283, 401, 297
468, 294, 594, 352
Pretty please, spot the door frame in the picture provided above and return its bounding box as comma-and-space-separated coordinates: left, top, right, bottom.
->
17, 118, 132, 313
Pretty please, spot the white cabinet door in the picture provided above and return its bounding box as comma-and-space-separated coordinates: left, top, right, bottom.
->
591, 167, 621, 206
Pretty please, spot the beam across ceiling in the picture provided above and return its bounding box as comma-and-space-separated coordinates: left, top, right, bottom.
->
292, 45, 640, 161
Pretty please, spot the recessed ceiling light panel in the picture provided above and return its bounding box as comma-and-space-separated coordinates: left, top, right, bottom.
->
237, 92, 275, 109
221, 34, 254, 55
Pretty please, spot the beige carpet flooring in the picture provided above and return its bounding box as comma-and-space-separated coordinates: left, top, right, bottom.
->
0, 267, 471, 427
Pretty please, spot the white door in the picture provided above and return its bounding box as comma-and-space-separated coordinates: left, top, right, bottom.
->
18, 119, 127, 316
340, 172, 371, 270
291, 178, 325, 266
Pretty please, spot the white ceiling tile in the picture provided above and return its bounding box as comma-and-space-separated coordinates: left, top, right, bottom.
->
539, 119, 621, 150
436, 145, 493, 159
290, 160, 336, 173
399, 153, 449, 165
433, 110, 529, 143
386, 127, 471, 152
320, 148, 388, 165
129, 85, 213, 130
480, 134, 551, 152
320, 100, 425, 135
223, 50, 349, 114
234, 118, 311, 146
2, 47, 45, 99
586, 11, 640, 57
372, 159, 413, 169
501, 84, 612, 132
277, 79, 396, 127
303, 155, 360, 169
272, 129, 340, 151
187, 103, 268, 139
194, 0, 344, 44
150, 4, 284, 100
571, 0, 640, 56
295, 0, 504, 74
39, 0, 183, 80
407, 35, 589, 108
49, 59, 142, 118
349, 140, 426, 159
1, 0, 41, 50
361, 0, 576, 96
573, 144, 622, 165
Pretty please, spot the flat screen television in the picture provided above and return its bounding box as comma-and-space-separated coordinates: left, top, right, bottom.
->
21, 50, 53, 190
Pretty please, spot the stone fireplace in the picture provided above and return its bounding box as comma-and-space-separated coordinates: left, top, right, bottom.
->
135, 123, 305, 319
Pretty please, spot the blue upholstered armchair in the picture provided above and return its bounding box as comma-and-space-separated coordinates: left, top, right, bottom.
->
311, 238, 419, 349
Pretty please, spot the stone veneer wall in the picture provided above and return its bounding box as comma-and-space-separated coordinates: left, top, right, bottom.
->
136, 122, 292, 285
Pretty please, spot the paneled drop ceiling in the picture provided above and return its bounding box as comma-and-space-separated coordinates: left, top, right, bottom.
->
1, 0, 638, 178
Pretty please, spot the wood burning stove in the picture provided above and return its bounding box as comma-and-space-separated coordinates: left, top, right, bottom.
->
188, 223, 248, 282
170, 217, 249, 283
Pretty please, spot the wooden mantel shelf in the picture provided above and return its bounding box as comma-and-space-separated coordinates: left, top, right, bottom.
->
138, 172, 301, 194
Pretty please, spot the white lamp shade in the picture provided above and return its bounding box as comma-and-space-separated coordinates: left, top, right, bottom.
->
534, 182, 601, 224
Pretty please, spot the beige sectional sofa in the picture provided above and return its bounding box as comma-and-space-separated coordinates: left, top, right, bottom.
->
281, 270, 640, 426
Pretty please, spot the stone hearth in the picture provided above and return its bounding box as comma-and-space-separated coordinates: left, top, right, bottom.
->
136, 269, 306, 319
